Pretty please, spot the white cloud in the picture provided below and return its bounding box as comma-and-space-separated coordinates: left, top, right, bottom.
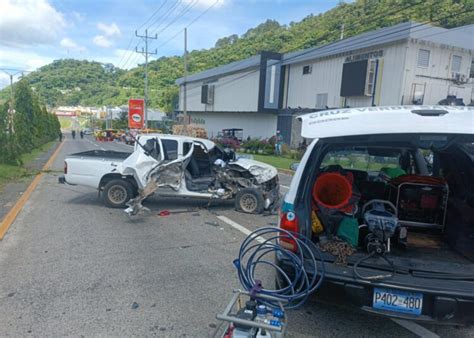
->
71, 11, 85, 22
97, 22, 121, 37
60, 38, 86, 52
0, 46, 53, 75
93, 35, 113, 48
184, 0, 228, 9
0, 0, 66, 47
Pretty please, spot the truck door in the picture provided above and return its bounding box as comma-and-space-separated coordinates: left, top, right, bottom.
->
120, 136, 164, 188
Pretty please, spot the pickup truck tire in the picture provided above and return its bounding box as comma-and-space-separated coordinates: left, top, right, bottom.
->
235, 188, 264, 214
102, 179, 134, 208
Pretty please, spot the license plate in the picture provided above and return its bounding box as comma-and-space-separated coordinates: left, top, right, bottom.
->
373, 288, 423, 315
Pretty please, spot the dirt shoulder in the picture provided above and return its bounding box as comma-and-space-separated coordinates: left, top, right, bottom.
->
0, 141, 60, 222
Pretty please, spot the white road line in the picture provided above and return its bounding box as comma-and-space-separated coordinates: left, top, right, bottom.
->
216, 215, 265, 244
391, 319, 439, 338
280, 185, 290, 190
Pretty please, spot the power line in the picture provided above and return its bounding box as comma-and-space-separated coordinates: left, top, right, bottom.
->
117, 0, 174, 69
138, 0, 170, 30
146, 0, 182, 33
150, 0, 198, 37
121, 0, 183, 70
122, 0, 198, 70
155, 0, 220, 50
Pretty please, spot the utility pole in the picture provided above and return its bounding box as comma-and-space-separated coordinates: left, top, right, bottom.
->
135, 29, 157, 129
183, 27, 188, 130
340, 23, 345, 40
8, 74, 14, 133
1, 68, 31, 134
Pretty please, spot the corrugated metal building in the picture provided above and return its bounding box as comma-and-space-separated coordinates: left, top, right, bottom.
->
176, 22, 473, 145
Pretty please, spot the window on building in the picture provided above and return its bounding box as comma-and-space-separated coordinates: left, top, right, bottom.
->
161, 139, 178, 161
316, 93, 328, 108
417, 49, 430, 68
302, 65, 312, 75
201, 84, 215, 104
201, 85, 209, 104
451, 55, 462, 73
365, 59, 377, 96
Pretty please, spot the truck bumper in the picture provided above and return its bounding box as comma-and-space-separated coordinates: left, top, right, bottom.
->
276, 256, 474, 325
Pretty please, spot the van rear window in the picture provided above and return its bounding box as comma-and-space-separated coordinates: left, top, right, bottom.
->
321, 148, 409, 173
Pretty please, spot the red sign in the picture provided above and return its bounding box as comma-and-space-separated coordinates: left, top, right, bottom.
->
128, 99, 144, 129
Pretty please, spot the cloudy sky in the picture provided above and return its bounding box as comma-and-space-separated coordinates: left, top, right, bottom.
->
0, 0, 340, 88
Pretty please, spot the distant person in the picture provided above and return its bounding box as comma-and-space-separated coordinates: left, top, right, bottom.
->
59, 131, 63, 142
72, 130, 76, 139
275, 130, 283, 156
80, 130, 84, 139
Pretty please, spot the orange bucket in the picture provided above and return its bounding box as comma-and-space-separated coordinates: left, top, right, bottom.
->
312, 172, 353, 211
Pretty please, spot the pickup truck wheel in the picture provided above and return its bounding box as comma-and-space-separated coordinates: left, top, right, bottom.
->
235, 188, 264, 214
103, 179, 133, 208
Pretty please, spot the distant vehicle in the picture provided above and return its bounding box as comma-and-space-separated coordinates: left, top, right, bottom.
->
278, 105, 474, 325
59, 134, 279, 214
218, 128, 243, 142
83, 128, 93, 135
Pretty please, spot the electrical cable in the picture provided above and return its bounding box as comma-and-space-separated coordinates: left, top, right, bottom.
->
155, 0, 221, 50
150, 0, 198, 37
122, 0, 189, 70
117, 0, 173, 69
353, 251, 396, 280
234, 227, 325, 310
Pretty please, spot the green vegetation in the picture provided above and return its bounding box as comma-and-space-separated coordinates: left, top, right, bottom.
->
0, 141, 56, 187
250, 154, 296, 171
0, 0, 471, 111
0, 80, 60, 165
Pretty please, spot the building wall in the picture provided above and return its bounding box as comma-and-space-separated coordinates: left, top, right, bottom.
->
285, 42, 408, 109
179, 69, 260, 112
400, 39, 473, 105
189, 112, 277, 139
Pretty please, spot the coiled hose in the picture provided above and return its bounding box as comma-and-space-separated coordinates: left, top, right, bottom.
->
233, 227, 325, 309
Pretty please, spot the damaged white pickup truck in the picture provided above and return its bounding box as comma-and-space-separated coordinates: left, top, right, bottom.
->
59, 134, 280, 215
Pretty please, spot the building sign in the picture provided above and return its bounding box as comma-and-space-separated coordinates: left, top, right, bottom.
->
55, 111, 77, 117
191, 117, 205, 125
128, 98, 144, 129
345, 50, 383, 62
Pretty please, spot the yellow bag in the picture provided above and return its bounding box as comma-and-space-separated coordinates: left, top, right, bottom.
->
311, 211, 324, 235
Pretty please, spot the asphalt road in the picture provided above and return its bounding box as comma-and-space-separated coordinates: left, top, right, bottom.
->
0, 134, 472, 337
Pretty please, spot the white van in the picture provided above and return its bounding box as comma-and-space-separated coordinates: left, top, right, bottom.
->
277, 106, 474, 324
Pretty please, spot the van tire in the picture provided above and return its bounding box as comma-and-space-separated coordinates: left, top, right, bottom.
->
235, 188, 264, 214
103, 179, 134, 208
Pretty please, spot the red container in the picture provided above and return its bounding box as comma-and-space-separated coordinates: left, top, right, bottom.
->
313, 172, 353, 211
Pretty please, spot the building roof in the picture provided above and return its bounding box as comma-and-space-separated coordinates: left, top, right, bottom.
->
175, 54, 261, 85
282, 22, 473, 65
176, 22, 474, 85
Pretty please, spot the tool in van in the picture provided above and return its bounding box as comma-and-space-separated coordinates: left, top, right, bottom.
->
353, 200, 401, 280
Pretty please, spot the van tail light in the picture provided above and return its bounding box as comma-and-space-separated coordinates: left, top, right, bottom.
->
64, 161, 67, 174
279, 211, 299, 252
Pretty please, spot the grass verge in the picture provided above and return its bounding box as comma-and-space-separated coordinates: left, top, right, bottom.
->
244, 154, 296, 170
0, 141, 56, 187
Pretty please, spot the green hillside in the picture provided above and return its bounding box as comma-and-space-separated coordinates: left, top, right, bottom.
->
1, 0, 471, 112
